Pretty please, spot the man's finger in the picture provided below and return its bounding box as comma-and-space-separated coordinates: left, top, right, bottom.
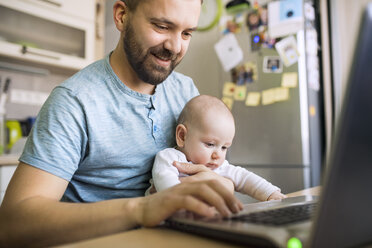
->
178, 180, 242, 216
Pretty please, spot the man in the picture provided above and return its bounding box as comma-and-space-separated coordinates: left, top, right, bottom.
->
0, 0, 242, 247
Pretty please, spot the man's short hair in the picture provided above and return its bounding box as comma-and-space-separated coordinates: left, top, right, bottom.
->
121, 0, 203, 11
120, 0, 142, 11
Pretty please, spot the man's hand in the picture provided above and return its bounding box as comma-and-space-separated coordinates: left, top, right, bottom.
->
172, 161, 235, 193
134, 179, 243, 227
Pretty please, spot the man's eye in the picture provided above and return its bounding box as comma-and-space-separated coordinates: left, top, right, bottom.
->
182, 32, 193, 38
155, 24, 168, 30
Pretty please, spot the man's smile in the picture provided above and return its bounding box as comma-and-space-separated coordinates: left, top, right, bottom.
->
152, 53, 172, 67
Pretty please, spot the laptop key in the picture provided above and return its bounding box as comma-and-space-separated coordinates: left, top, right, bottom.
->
229, 203, 317, 226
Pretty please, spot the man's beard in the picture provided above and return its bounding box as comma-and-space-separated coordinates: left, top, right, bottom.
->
123, 21, 181, 86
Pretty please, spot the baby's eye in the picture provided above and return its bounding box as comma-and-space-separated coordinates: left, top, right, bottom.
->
222, 146, 228, 151
205, 143, 214, 147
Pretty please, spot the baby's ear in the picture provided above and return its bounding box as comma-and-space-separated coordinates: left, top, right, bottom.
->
175, 124, 187, 147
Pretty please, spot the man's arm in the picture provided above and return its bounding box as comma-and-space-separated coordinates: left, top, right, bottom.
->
0, 162, 242, 247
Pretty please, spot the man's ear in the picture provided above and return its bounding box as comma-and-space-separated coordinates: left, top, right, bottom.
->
175, 124, 187, 148
113, 0, 129, 32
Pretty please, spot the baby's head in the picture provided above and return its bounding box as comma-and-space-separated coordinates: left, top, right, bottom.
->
176, 95, 235, 169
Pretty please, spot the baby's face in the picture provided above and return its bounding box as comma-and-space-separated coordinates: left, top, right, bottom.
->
181, 114, 235, 169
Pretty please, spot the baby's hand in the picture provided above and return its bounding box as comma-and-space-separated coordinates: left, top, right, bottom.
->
267, 191, 287, 201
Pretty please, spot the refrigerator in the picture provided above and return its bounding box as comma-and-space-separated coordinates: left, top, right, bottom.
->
210, 0, 324, 202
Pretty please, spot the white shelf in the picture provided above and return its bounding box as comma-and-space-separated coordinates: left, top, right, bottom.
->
0, 0, 95, 70
0, 40, 91, 71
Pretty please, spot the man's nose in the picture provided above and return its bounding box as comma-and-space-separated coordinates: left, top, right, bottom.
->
164, 33, 182, 55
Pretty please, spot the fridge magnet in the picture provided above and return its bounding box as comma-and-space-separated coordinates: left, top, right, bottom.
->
245, 62, 258, 82
246, 6, 273, 51
263, 56, 283, 73
225, 0, 250, 15
307, 53, 319, 71
222, 96, 234, 110
275, 35, 300, 67
250, 31, 262, 52
231, 62, 257, 85
258, 26, 277, 49
222, 82, 236, 97
231, 67, 240, 84
262, 88, 276, 105
219, 14, 244, 34
246, 10, 261, 31
253, 0, 260, 9
232, 65, 246, 85
245, 5, 268, 32
309, 105, 316, 117
281, 72, 298, 88
259, 5, 268, 25
304, 2, 315, 21
274, 87, 290, 102
245, 92, 261, 106
306, 29, 318, 56
234, 85, 247, 101
214, 33, 244, 71
308, 69, 320, 91
268, 0, 304, 39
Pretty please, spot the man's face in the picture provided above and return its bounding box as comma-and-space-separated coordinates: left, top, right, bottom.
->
122, 0, 201, 85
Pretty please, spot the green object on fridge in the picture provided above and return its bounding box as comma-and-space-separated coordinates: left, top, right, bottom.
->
6, 120, 22, 152
197, 0, 223, 31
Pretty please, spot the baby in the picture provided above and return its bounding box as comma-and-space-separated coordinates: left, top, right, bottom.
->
150, 95, 286, 201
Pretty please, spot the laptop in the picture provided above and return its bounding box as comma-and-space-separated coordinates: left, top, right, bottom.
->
165, 3, 372, 248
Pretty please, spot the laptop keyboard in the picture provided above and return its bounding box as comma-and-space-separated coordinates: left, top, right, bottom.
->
229, 202, 317, 226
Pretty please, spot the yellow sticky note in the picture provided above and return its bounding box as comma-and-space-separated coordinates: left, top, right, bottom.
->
309, 105, 316, 116
281, 72, 298, 88
274, 87, 289, 102
222, 82, 236, 97
234, 85, 247, 101
262, 88, 276, 105
222, 97, 234, 110
245, 92, 261, 106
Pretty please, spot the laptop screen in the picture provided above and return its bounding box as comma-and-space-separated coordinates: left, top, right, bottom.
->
310, 3, 372, 247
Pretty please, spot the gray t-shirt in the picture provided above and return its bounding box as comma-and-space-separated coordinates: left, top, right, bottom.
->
19, 54, 199, 202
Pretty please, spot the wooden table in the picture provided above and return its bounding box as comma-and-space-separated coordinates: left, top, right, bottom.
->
58, 187, 321, 248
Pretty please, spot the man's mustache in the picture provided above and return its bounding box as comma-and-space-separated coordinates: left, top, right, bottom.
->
151, 47, 177, 61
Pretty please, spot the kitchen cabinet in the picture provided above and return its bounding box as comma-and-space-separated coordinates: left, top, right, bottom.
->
0, 0, 96, 70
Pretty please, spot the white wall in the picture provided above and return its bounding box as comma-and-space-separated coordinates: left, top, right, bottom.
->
176, 28, 222, 96
104, 0, 120, 55
330, 0, 371, 121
